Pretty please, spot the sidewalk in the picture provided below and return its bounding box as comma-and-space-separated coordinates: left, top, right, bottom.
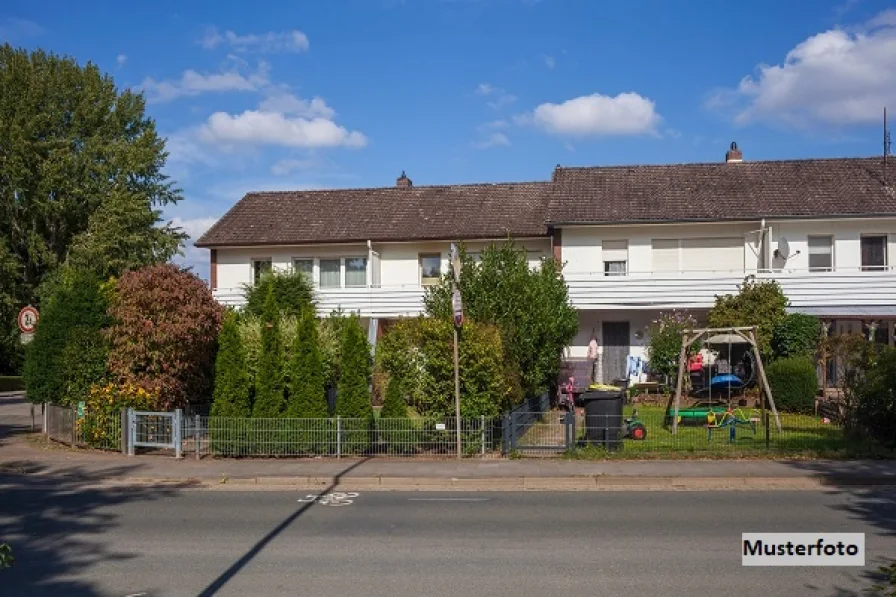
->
2, 394, 895, 491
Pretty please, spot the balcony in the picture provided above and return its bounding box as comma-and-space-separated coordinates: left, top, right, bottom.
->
565, 267, 896, 312
213, 285, 427, 318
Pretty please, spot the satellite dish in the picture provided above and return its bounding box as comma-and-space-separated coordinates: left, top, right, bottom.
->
775, 237, 791, 260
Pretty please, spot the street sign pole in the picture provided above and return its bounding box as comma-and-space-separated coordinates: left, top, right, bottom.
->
450, 243, 463, 459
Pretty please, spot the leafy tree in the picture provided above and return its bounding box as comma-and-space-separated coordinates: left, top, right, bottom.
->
211, 311, 251, 418
380, 375, 409, 419
851, 346, 896, 448
252, 289, 284, 417
286, 309, 327, 418
244, 271, 314, 319
765, 356, 818, 414
647, 311, 698, 386
707, 280, 788, 359
424, 241, 578, 397
23, 268, 109, 405
772, 313, 820, 361
336, 315, 373, 419
319, 310, 351, 388
0, 44, 184, 348
0, 241, 22, 374
106, 264, 222, 410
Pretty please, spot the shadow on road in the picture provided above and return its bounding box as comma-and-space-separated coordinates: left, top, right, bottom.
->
784, 460, 896, 596
196, 457, 372, 597
0, 462, 195, 596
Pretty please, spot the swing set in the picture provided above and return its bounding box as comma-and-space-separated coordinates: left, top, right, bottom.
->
663, 326, 782, 437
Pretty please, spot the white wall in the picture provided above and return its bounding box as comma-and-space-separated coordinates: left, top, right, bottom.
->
214, 238, 551, 290
768, 218, 896, 272
561, 222, 760, 275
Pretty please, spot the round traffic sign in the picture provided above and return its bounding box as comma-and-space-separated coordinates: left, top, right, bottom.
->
17, 306, 39, 334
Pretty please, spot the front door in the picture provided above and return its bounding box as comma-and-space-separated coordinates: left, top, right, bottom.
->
601, 321, 630, 384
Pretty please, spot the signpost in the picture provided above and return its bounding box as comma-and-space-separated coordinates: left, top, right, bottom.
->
18, 306, 38, 345
450, 243, 463, 459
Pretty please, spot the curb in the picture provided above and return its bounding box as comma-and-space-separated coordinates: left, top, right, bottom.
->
51, 474, 896, 492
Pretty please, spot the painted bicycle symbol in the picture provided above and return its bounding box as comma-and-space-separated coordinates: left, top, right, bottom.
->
297, 492, 359, 507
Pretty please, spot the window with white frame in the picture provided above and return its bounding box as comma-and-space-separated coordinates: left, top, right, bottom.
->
252, 259, 272, 285
861, 235, 888, 271
293, 258, 314, 282
420, 253, 442, 285
345, 257, 367, 287
602, 240, 628, 276
319, 259, 341, 288
807, 236, 833, 271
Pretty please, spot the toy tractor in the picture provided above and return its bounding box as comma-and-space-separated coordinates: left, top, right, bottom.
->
621, 409, 647, 441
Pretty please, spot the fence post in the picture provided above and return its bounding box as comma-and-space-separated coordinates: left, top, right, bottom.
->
70, 405, 77, 446
174, 409, 183, 459
336, 416, 342, 459
120, 408, 128, 455
764, 411, 770, 451
195, 414, 201, 460
510, 411, 518, 452
480, 415, 486, 456
43, 403, 48, 436
127, 408, 135, 456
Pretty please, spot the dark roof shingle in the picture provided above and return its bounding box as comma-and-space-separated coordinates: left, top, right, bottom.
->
195, 182, 550, 247
547, 157, 896, 224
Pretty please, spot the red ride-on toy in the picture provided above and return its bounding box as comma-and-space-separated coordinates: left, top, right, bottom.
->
621, 409, 647, 441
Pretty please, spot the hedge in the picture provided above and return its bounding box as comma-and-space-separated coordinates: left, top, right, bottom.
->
766, 356, 818, 414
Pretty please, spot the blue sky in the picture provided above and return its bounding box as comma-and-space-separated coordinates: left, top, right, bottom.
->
2, 0, 895, 278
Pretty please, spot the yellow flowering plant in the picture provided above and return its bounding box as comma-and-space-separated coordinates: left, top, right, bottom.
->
77, 382, 158, 448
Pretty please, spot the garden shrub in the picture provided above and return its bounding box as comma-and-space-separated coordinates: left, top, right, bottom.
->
379, 375, 412, 454
772, 313, 820, 360
243, 270, 314, 318
851, 346, 896, 448
286, 309, 327, 418
106, 264, 222, 410
79, 382, 157, 449
0, 377, 24, 392
211, 311, 251, 418
647, 311, 698, 385
252, 289, 284, 418
423, 241, 578, 397
765, 356, 818, 414
336, 315, 374, 453
24, 268, 109, 405
708, 280, 788, 359
319, 310, 350, 389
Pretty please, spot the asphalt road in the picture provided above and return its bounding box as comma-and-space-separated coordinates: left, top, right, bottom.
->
2, 483, 895, 597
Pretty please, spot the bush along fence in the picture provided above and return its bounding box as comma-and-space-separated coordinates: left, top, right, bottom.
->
42, 398, 863, 458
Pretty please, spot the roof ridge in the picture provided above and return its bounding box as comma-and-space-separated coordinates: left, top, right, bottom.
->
246, 180, 551, 197
554, 155, 882, 172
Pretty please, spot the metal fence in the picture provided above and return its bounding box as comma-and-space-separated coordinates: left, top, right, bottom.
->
44, 403, 122, 451
187, 415, 501, 459
46, 403, 77, 446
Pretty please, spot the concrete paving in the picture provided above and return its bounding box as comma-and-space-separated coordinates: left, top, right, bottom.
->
2, 486, 895, 597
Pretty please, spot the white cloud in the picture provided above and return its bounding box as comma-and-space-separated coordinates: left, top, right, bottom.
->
259, 92, 335, 119
200, 27, 309, 53
198, 110, 367, 149
271, 158, 319, 175
472, 132, 511, 149
523, 92, 661, 136
478, 119, 509, 131
709, 11, 896, 126
543, 54, 556, 69
475, 83, 517, 110
140, 61, 270, 103
116, 54, 127, 68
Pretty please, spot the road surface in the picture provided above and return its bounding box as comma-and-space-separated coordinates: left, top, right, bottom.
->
2, 482, 895, 597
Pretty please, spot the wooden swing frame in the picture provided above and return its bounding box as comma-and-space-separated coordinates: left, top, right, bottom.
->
664, 326, 782, 435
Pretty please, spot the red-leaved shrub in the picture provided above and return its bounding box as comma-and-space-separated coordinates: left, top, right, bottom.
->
106, 264, 223, 410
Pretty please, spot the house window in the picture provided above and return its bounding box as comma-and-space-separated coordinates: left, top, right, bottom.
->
293, 259, 314, 282
252, 259, 272, 285
602, 240, 628, 276
861, 235, 887, 271
345, 257, 367, 287
420, 254, 442, 285
319, 259, 341, 288
807, 236, 833, 271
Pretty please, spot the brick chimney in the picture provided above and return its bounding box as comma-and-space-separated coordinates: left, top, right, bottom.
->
396, 170, 412, 188
725, 141, 743, 163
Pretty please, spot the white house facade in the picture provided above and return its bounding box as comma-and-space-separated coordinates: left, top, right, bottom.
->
197, 147, 896, 387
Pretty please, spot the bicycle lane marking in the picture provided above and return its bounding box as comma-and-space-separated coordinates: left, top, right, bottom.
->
297, 492, 360, 507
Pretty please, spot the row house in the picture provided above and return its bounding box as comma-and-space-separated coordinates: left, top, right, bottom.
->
196, 146, 896, 387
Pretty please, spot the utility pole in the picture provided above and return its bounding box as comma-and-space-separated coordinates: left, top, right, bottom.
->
450, 243, 463, 459
885, 107, 891, 187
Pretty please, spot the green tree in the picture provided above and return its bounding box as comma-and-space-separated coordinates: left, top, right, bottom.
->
424, 241, 578, 397
23, 268, 109, 405
244, 271, 314, 319
647, 311, 698, 386
772, 313, 820, 361
0, 45, 185, 356
336, 315, 373, 419
286, 309, 328, 418
707, 280, 788, 359
211, 311, 251, 418
252, 290, 284, 418
380, 375, 409, 419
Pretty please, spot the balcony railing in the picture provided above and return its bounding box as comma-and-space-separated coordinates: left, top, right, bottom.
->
213, 266, 896, 316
